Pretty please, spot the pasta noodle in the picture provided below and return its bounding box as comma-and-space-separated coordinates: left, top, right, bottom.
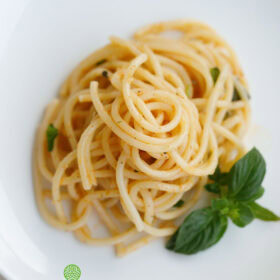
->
34, 20, 250, 256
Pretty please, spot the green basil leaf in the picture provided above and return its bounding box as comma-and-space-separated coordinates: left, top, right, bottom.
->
229, 203, 254, 227
209, 166, 228, 185
166, 208, 228, 254
227, 147, 266, 200
46, 124, 58, 152
210, 67, 220, 84
166, 230, 179, 250
205, 214, 228, 249
173, 200, 184, 208
177, 227, 206, 254
211, 198, 230, 215
175, 212, 227, 254
205, 182, 221, 194
238, 186, 265, 202
174, 208, 213, 251
248, 202, 280, 221
235, 185, 264, 202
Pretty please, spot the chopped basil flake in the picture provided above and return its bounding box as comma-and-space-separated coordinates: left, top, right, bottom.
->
174, 200, 184, 208
96, 59, 107, 66
185, 85, 190, 97
102, 70, 108, 78
46, 124, 58, 152
233, 80, 251, 101
210, 67, 220, 84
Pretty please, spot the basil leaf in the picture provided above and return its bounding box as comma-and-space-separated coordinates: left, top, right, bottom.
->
211, 198, 230, 215
248, 202, 280, 221
210, 67, 220, 84
211, 198, 229, 210
166, 230, 179, 250
229, 203, 254, 227
174, 208, 213, 251
206, 166, 229, 195
166, 208, 228, 254
176, 213, 227, 254
227, 148, 266, 200
235, 185, 264, 202
240, 186, 265, 202
205, 214, 227, 249
46, 124, 58, 152
209, 166, 228, 185
205, 182, 221, 194
174, 200, 184, 208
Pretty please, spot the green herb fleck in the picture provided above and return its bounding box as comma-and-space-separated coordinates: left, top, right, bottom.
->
96, 59, 107, 66
205, 182, 221, 194
232, 87, 241, 101
102, 70, 108, 78
174, 200, 184, 208
46, 124, 58, 152
224, 111, 232, 120
210, 67, 220, 84
185, 85, 190, 97
232, 82, 251, 101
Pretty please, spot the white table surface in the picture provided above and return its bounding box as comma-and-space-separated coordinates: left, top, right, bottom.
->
0, 1, 30, 278
0, 0, 29, 58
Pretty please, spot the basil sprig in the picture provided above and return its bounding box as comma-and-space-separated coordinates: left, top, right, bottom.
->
166, 147, 279, 255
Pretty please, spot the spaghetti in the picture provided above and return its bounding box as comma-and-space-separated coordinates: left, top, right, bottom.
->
34, 20, 250, 256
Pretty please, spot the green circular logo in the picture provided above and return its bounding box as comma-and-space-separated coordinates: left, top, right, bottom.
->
64, 264, 81, 280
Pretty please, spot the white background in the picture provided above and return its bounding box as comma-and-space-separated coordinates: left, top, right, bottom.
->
0, 1, 30, 278
0, 0, 29, 59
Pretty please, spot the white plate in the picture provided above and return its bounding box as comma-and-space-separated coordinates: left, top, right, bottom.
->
0, 0, 280, 279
